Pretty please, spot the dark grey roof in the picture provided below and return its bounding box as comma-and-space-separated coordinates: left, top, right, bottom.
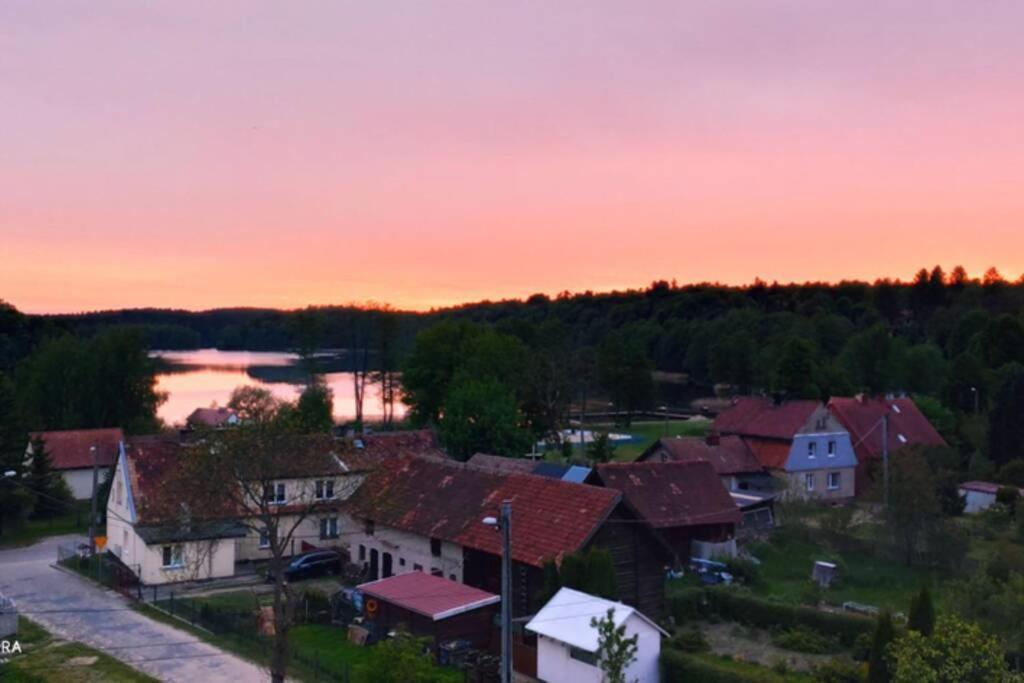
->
135, 519, 249, 544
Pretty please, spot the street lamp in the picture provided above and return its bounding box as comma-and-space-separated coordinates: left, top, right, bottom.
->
482, 501, 512, 683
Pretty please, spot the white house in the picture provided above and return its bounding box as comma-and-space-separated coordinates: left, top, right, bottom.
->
959, 481, 1023, 514
106, 434, 371, 585
26, 428, 124, 500
526, 587, 667, 683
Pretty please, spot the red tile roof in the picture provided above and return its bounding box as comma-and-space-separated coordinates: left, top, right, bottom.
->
358, 571, 499, 621
466, 453, 537, 474
357, 430, 449, 462
743, 438, 793, 470
186, 407, 237, 427
643, 436, 763, 475
29, 428, 124, 470
123, 435, 193, 525
828, 397, 946, 462
595, 461, 741, 528
714, 397, 820, 440
344, 456, 621, 568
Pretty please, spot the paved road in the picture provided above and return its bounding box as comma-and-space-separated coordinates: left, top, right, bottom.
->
0, 535, 269, 682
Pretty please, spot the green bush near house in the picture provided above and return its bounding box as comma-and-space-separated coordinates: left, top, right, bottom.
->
667, 587, 874, 647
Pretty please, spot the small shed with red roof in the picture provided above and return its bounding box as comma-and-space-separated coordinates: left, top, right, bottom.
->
357, 571, 499, 650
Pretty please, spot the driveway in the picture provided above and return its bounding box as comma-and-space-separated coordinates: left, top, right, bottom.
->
0, 535, 269, 682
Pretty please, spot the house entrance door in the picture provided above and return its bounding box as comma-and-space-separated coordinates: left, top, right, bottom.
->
369, 548, 379, 580
382, 552, 393, 578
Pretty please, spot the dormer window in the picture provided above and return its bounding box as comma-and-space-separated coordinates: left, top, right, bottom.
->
315, 479, 335, 500
827, 440, 836, 457
807, 441, 817, 458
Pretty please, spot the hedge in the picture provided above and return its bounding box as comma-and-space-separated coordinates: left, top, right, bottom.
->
661, 650, 803, 683
668, 586, 874, 646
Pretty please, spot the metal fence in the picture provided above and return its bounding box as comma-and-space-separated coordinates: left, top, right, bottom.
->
0, 593, 17, 639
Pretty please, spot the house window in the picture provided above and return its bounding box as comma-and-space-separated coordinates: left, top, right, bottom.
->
315, 479, 335, 500
414, 563, 423, 572
827, 472, 841, 491
430, 568, 443, 577
265, 483, 286, 504
319, 517, 339, 539
364, 520, 375, 536
805, 473, 815, 492
259, 530, 270, 549
827, 440, 836, 457
430, 537, 442, 557
161, 545, 183, 568
807, 441, 817, 458
569, 646, 598, 666
399, 558, 406, 567
450, 574, 457, 581
358, 545, 366, 561
115, 479, 124, 505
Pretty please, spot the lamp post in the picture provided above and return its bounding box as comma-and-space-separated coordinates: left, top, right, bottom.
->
483, 500, 512, 683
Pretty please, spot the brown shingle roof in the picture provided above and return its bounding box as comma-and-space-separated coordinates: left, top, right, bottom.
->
828, 397, 946, 462
714, 398, 819, 440
344, 456, 621, 567
29, 428, 124, 470
643, 436, 763, 475
595, 461, 741, 528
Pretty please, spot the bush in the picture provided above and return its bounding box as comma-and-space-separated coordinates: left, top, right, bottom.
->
812, 658, 864, 683
771, 626, 839, 655
724, 557, 764, 587
851, 632, 873, 662
299, 588, 332, 624
701, 587, 873, 646
661, 650, 798, 683
669, 586, 706, 622
996, 486, 1020, 509
670, 625, 709, 653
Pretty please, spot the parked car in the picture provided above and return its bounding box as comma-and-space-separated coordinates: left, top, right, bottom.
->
265, 550, 343, 582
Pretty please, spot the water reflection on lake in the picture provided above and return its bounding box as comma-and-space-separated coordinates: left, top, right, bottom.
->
152, 349, 404, 426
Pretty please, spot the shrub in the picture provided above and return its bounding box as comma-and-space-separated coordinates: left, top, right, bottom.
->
996, 486, 1020, 509
724, 557, 764, 587
813, 658, 864, 683
669, 586, 706, 622
670, 625, 710, 653
771, 626, 839, 654
851, 631, 873, 662
661, 650, 797, 683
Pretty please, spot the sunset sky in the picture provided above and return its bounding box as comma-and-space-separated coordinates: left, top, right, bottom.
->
3, 1, 1024, 314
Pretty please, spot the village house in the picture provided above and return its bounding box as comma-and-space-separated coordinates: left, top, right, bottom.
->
339, 455, 673, 619
828, 395, 947, 496
526, 587, 666, 683
637, 433, 772, 493
957, 481, 1023, 514
26, 428, 124, 500
714, 398, 858, 501
594, 461, 742, 561
106, 434, 372, 585
185, 406, 239, 429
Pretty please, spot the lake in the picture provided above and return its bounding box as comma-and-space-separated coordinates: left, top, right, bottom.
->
152, 349, 405, 427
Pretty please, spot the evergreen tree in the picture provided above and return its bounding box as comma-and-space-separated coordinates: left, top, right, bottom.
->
908, 586, 936, 636
25, 437, 73, 519
989, 364, 1024, 468
0, 375, 34, 536
587, 432, 615, 464
868, 611, 895, 683
584, 547, 617, 600
536, 559, 561, 606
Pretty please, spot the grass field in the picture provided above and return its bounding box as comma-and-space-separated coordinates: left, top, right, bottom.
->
3, 617, 157, 683
557, 417, 711, 461
0, 510, 88, 549
747, 533, 946, 613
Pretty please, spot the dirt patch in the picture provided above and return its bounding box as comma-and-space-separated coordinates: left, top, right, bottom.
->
700, 621, 837, 673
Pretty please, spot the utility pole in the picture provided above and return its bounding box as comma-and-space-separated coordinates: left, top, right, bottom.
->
881, 415, 889, 507
89, 445, 99, 554
500, 500, 512, 683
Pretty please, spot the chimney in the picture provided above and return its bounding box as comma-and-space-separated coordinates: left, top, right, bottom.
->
705, 431, 720, 446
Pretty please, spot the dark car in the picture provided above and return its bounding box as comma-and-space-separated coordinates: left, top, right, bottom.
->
265, 550, 343, 583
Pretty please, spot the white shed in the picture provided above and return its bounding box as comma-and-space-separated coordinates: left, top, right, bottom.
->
959, 481, 1023, 514
525, 587, 667, 683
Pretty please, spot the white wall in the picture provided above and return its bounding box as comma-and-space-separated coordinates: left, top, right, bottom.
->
961, 489, 996, 514
535, 613, 662, 683
63, 467, 110, 500
339, 513, 464, 581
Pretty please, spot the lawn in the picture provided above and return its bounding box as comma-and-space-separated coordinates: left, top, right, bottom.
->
747, 533, 945, 613
556, 417, 710, 461
0, 510, 88, 549
2, 616, 157, 683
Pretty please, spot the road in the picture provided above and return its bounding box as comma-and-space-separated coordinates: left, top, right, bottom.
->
0, 535, 269, 682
